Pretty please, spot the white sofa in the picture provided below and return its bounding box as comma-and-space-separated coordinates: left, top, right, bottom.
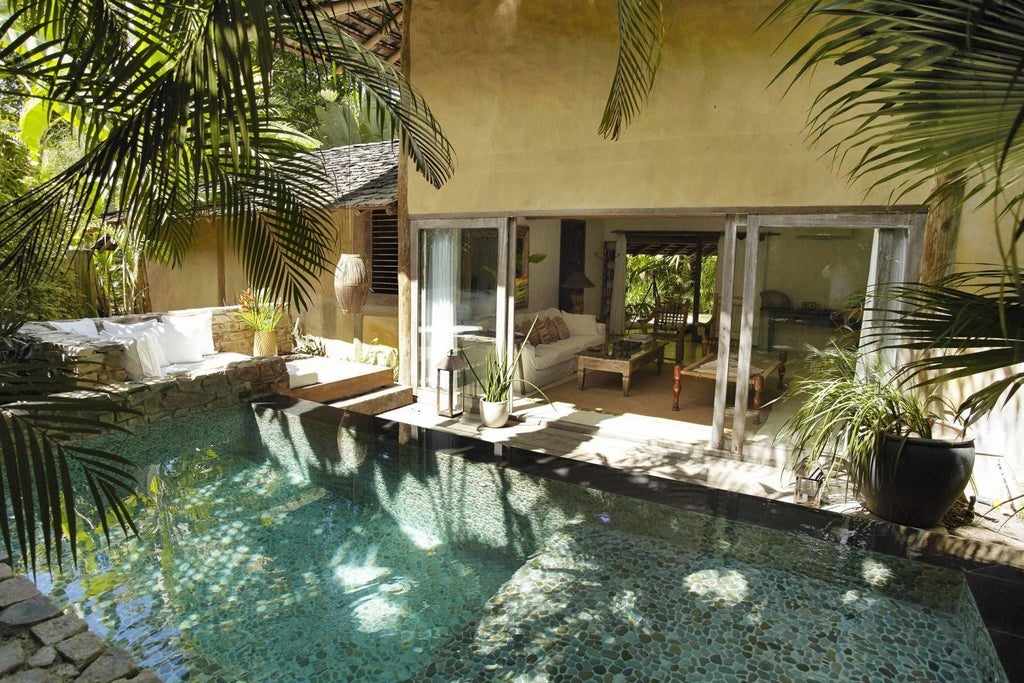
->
513, 307, 606, 391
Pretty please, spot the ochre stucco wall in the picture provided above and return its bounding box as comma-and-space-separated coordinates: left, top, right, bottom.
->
147, 211, 399, 353
407, 0, 921, 215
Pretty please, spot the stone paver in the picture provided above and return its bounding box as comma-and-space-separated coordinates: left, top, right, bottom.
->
0, 576, 41, 607
0, 596, 61, 626
30, 613, 88, 646
0, 641, 26, 675
78, 647, 138, 683
27, 645, 57, 668
55, 631, 106, 668
0, 562, 160, 682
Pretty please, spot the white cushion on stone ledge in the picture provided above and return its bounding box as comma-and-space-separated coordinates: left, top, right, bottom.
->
49, 318, 100, 338
163, 352, 251, 375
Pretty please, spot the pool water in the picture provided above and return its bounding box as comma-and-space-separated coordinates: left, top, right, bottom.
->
35, 405, 1005, 682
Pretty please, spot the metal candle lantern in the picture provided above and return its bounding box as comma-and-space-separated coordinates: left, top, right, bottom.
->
436, 349, 469, 418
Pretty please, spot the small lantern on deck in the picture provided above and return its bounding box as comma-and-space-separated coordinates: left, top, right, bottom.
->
436, 349, 469, 418
794, 468, 825, 507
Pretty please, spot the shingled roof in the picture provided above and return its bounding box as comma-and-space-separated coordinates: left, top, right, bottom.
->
309, 140, 398, 208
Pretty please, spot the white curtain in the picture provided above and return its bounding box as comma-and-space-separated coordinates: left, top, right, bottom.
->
420, 229, 459, 388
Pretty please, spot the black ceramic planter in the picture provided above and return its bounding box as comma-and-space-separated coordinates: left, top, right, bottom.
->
860, 433, 975, 528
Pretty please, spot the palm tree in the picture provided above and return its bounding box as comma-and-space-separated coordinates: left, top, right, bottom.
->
768, 0, 1024, 422
0, 0, 665, 572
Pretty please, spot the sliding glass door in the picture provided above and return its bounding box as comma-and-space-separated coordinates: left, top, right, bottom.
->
413, 218, 512, 395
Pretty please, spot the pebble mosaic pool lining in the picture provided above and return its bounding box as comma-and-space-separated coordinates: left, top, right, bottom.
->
34, 404, 1006, 682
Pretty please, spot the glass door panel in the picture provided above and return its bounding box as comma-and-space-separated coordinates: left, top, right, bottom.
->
418, 225, 502, 392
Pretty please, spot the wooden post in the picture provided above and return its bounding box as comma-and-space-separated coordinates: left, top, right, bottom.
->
396, 0, 412, 386
920, 172, 966, 284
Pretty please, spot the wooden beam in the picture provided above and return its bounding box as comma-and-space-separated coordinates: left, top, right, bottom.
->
397, 0, 411, 386
323, 0, 390, 16
364, 9, 403, 50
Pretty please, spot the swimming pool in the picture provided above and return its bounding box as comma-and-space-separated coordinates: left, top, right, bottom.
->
37, 400, 1006, 681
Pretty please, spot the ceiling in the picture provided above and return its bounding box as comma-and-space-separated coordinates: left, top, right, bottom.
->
319, 1, 405, 67
622, 232, 721, 259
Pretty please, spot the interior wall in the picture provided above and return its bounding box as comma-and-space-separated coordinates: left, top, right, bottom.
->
520, 218, 561, 312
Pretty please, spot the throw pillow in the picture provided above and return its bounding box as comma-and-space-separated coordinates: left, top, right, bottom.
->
99, 330, 166, 380
552, 315, 571, 340
162, 311, 216, 355
49, 318, 100, 338
537, 317, 558, 344
154, 319, 204, 364
101, 320, 169, 366
526, 321, 542, 346
560, 311, 599, 337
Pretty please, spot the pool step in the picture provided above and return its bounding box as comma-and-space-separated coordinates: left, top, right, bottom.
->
328, 384, 413, 415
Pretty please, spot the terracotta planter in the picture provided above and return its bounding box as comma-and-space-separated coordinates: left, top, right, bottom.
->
334, 253, 369, 314
860, 433, 975, 528
479, 398, 510, 428
253, 330, 278, 357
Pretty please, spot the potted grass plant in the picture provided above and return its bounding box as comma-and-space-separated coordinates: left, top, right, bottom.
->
778, 343, 974, 527
466, 318, 548, 428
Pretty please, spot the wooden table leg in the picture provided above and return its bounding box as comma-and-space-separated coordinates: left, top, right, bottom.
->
777, 350, 788, 389
672, 364, 682, 410
751, 373, 765, 424
622, 369, 631, 396
577, 366, 586, 389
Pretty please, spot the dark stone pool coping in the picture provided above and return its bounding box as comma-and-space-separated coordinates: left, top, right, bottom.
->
260, 395, 1024, 680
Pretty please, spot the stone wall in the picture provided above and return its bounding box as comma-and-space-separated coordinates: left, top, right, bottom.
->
17, 305, 293, 384
60, 355, 290, 431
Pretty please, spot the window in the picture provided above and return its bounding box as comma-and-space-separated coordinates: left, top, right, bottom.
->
370, 209, 399, 295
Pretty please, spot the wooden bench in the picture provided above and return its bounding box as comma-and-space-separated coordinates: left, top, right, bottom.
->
672, 351, 787, 423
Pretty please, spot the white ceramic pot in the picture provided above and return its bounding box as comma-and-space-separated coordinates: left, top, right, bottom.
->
479, 398, 509, 428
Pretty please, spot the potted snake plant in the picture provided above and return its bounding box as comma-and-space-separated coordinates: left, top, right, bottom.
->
778, 343, 974, 527
466, 317, 548, 428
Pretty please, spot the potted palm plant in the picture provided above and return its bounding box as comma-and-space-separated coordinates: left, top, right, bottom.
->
778, 343, 974, 527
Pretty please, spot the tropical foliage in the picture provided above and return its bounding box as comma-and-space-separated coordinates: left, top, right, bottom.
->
237, 289, 284, 332
0, 0, 667, 573
0, 305, 139, 574
778, 343, 957, 494
770, 0, 1024, 422
0, 0, 456, 310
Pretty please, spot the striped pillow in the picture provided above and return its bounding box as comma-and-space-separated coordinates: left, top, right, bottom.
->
525, 319, 542, 346
537, 317, 558, 344
552, 315, 571, 340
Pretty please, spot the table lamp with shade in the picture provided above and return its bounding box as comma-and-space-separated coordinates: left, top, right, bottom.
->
561, 271, 595, 314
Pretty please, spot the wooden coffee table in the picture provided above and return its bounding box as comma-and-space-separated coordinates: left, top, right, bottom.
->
576, 341, 666, 396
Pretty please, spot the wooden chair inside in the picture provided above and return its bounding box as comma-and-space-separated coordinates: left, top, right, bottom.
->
697, 295, 720, 356
652, 301, 691, 362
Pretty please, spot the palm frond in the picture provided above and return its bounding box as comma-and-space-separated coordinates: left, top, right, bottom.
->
870, 268, 1024, 423
599, 0, 664, 140
0, 0, 455, 305
767, 0, 1024, 210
